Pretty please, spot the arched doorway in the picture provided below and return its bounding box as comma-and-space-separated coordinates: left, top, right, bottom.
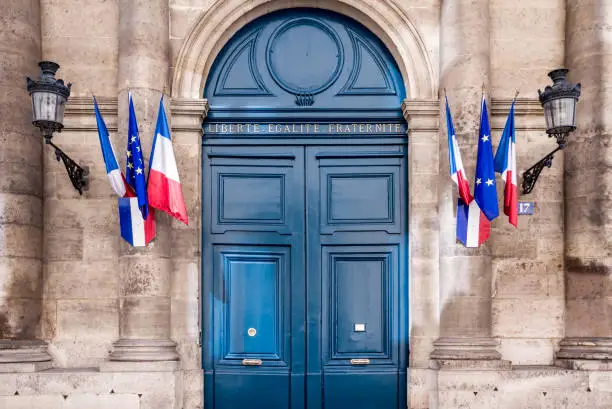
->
201, 8, 408, 409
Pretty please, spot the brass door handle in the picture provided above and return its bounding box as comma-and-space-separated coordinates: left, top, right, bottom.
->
241, 359, 262, 366
350, 358, 370, 365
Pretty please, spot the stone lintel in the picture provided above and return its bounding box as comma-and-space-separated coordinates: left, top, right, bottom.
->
108, 339, 179, 363
0, 340, 52, 366
556, 337, 612, 369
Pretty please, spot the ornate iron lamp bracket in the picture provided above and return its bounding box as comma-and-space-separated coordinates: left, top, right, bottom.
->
521, 144, 563, 195
522, 68, 580, 195
45, 137, 88, 195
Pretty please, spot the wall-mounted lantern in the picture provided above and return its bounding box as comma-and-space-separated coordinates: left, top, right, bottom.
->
26, 61, 88, 194
522, 69, 581, 194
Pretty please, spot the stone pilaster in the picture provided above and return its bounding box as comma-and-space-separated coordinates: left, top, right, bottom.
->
431, 0, 505, 367
402, 99, 441, 409
168, 98, 208, 409
108, 0, 178, 363
0, 0, 52, 369
557, 0, 612, 369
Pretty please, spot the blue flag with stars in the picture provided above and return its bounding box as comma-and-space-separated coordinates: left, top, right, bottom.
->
125, 92, 149, 219
474, 96, 499, 221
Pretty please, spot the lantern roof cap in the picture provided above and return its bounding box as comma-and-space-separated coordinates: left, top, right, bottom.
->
25, 61, 71, 99
538, 68, 581, 105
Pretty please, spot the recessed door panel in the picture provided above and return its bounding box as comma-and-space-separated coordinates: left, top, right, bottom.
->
219, 174, 285, 222
214, 246, 289, 364
317, 151, 403, 234
322, 246, 397, 362
208, 149, 299, 235
328, 173, 393, 222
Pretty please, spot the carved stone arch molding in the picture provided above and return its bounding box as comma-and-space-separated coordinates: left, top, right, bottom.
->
171, 0, 436, 100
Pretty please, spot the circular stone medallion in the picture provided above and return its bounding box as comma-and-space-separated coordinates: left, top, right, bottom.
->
266, 18, 344, 94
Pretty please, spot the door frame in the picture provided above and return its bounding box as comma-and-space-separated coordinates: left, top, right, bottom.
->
194, 6, 424, 407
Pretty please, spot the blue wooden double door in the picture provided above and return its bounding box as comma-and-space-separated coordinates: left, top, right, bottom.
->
202, 144, 408, 409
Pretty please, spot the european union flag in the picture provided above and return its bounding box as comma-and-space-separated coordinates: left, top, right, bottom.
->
474, 96, 499, 221
125, 92, 149, 219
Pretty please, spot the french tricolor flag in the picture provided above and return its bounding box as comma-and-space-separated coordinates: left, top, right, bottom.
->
147, 97, 188, 225
456, 200, 491, 247
118, 197, 156, 246
93, 96, 132, 198
494, 100, 518, 227
445, 96, 474, 206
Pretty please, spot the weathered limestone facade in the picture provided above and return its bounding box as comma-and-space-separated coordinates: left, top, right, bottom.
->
0, 0, 610, 408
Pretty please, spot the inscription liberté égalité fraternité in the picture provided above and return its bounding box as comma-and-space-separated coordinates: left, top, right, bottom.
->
205, 122, 404, 134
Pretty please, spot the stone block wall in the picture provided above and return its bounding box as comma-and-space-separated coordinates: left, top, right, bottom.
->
1, 0, 611, 408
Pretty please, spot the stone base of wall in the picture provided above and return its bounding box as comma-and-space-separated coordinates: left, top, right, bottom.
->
0, 368, 179, 409
410, 366, 612, 409
1, 366, 611, 408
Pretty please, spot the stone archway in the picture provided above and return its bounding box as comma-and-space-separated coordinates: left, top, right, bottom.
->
171, 0, 435, 100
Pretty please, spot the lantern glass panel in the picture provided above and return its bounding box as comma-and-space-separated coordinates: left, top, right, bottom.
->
31, 91, 66, 125
544, 96, 576, 133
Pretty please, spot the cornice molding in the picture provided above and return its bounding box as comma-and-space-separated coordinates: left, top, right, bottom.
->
64, 96, 118, 132
402, 99, 439, 133
490, 98, 545, 131
62, 96, 543, 133
491, 98, 543, 116
401, 98, 543, 114
170, 98, 209, 132
170, 98, 210, 117
402, 99, 439, 115
65, 96, 117, 113
402, 97, 545, 132
63, 97, 210, 133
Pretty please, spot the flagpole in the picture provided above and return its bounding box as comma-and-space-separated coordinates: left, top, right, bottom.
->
480, 83, 486, 117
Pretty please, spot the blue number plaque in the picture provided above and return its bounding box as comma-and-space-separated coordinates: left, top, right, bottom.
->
518, 202, 534, 215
